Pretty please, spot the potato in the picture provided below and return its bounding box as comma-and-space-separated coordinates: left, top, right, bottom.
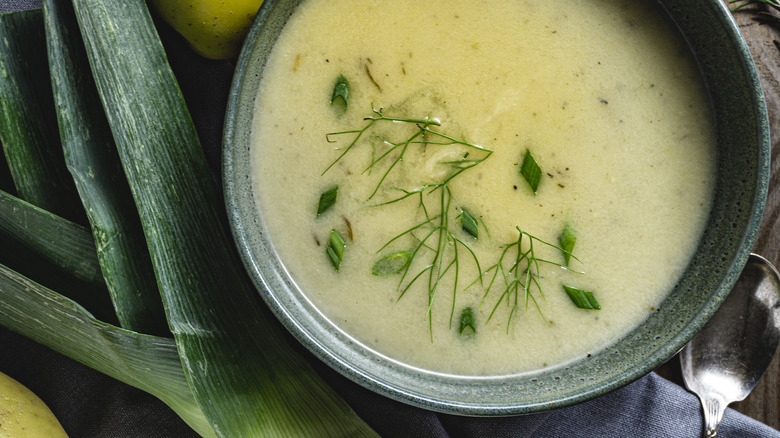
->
0, 371, 68, 437
148, 0, 265, 60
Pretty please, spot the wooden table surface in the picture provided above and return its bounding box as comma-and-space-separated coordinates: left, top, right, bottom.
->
655, 2, 780, 431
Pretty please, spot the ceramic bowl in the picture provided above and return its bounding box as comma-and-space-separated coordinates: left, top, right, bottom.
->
223, 0, 769, 415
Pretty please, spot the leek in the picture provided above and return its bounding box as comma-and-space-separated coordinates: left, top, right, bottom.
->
0, 148, 14, 195
0, 189, 116, 323
0, 9, 85, 223
0, 263, 215, 437
71, 0, 377, 435
43, 0, 167, 336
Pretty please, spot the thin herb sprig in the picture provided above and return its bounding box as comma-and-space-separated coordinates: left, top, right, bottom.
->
729, 0, 780, 27
324, 106, 492, 200
325, 106, 493, 339
730, 0, 780, 11
478, 227, 584, 333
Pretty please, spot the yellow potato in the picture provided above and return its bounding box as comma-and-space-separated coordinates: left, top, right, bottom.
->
149, 0, 265, 59
0, 371, 68, 438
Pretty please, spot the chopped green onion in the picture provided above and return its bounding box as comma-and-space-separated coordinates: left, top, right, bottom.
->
327, 229, 346, 270
458, 307, 476, 334
317, 185, 338, 217
520, 149, 542, 194
461, 208, 479, 239
326, 246, 341, 271
372, 251, 410, 276
558, 223, 576, 266
330, 74, 349, 110
329, 229, 346, 259
563, 285, 601, 310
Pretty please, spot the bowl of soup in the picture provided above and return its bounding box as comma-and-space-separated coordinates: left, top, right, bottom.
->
223, 0, 769, 415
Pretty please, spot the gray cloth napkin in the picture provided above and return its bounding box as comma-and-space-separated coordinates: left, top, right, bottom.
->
1, 0, 778, 436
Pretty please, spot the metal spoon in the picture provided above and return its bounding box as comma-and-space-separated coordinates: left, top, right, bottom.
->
681, 253, 780, 437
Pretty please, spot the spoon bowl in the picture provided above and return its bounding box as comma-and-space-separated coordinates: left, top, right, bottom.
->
681, 253, 780, 437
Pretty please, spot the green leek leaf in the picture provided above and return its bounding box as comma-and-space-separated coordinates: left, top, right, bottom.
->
0, 9, 85, 224
0, 189, 116, 323
43, 0, 167, 336
71, 0, 378, 435
0, 263, 215, 437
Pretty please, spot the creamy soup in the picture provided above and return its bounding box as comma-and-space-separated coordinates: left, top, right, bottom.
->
250, 0, 716, 375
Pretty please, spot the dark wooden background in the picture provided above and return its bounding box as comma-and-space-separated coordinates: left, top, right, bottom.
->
655, 2, 780, 431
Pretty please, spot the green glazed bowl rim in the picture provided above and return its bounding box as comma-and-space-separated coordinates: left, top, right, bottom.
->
223, 0, 770, 415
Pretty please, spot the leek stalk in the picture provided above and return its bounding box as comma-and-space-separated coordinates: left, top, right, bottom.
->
0, 9, 85, 223
70, 0, 378, 435
0, 189, 116, 323
43, 0, 168, 336
0, 263, 215, 437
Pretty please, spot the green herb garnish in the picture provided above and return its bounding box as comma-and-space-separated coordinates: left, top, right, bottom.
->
729, 1, 780, 27
324, 106, 492, 199
327, 229, 346, 271
558, 223, 576, 266
317, 185, 338, 217
563, 285, 600, 310
520, 149, 542, 194
460, 208, 479, 239
458, 307, 476, 335
330, 75, 349, 110
730, 0, 780, 11
372, 251, 410, 276
325, 106, 493, 338
479, 227, 583, 331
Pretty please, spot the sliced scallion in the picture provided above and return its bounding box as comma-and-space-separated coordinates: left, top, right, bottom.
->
461, 208, 479, 239
317, 185, 338, 217
558, 223, 576, 266
328, 229, 346, 270
330, 74, 349, 110
458, 307, 476, 334
520, 149, 542, 194
0, 9, 85, 224
563, 285, 601, 310
372, 251, 410, 276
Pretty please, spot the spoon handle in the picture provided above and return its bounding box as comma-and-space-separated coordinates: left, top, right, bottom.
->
701, 395, 726, 437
